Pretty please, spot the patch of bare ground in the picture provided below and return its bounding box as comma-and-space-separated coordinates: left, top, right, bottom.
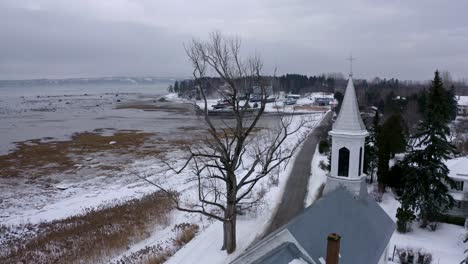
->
0, 130, 156, 179
115, 102, 193, 113
271, 104, 328, 112
293, 105, 328, 111
0, 191, 174, 263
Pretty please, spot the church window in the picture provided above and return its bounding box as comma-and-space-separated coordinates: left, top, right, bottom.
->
358, 147, 362, 176
338, 147, 350, 177
451, 181, 464, 191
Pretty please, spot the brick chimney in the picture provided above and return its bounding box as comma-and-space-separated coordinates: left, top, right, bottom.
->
326, 233, 341, 264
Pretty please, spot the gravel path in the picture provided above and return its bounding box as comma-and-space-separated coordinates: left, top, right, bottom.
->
260, 111, 333, 238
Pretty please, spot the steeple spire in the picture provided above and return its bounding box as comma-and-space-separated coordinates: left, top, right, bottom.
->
332, 77, 366, 134
324, 60, 368, 197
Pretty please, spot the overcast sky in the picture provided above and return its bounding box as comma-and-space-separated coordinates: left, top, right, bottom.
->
1, 0, 467, 80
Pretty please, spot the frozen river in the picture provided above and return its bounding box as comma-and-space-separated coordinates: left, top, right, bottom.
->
0, 82, 198, 154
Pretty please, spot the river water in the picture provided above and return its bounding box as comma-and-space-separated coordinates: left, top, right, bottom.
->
0, 82, 204, 154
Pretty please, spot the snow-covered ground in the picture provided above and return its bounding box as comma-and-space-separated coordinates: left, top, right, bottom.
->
379, 190, 465, 264
305, 147, 328, 207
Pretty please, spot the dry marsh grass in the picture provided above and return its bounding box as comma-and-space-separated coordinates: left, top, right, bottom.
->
117, 223, 200, 264
0, 130, 154, 178
0, 192, 173, 263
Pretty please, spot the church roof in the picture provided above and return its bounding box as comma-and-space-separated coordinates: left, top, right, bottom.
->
250, 242, 312, 264
231, 188, 395, 264
333, 78, 367, 133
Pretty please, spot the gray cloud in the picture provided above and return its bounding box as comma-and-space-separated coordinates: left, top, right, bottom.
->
1, 0, 467, 80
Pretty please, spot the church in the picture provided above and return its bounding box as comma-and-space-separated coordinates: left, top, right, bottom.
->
231, 75, 395, 264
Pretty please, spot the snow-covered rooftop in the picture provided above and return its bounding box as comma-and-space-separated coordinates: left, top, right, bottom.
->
446, 156, 468, 179
457, 96, 468, 106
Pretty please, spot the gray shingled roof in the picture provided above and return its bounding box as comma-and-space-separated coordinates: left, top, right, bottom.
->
232, 188, 395, 264
251, 242, 312, 264
333, 78, 366, 133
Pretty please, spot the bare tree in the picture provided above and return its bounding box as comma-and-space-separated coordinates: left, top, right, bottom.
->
140, 32, 309, 253
440, 70, 453, 89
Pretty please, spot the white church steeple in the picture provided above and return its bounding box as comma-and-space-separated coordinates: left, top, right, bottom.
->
324, 65, 369, 196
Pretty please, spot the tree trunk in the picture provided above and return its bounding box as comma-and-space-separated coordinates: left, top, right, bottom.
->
378, 182, 385, 194
420, 210, 428, 228
222, 202, 237, 253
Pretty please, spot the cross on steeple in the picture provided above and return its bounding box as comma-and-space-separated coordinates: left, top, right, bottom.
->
346, 55, 356, 77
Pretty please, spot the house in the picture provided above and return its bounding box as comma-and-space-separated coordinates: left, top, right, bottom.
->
251, 86, 275, 102
232, 76, 395, 264
310, 93, 335, 106
446, 156, 468, 217
457, 96, 468, 116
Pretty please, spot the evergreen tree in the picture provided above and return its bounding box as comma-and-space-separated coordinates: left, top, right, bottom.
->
446, 85, 458, 121
334, 91, 344, 115
399, 71, 456, 228
376, 113, 407, 191
383, 114, 408, 157
174, 81, 180, 94
377, 99, 385, 114
417, 89, 427, 115
364, 109, 380, 183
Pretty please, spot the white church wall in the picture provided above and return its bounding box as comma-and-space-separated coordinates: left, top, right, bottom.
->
323, 174, 365, 196
330, 134, 365, 179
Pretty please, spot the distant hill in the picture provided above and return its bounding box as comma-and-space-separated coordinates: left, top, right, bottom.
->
0, 76, 185, 87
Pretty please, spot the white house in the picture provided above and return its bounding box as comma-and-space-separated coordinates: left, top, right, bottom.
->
457, 96, 468, 116
446, 156, 468, 216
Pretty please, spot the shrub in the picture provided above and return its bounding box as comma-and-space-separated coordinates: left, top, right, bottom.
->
318, 140, 330, 154
396, 206, 416, 233
427, 221, 439, 231
173, 223, 199, 248
386, 163, 405, 196
318, 160, 328, 171
397, 247, 432, 264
